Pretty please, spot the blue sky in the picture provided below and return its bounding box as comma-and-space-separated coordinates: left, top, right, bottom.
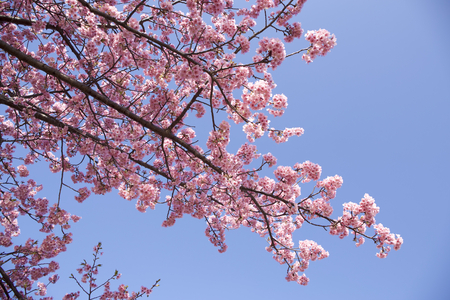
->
10, 0, 450, 299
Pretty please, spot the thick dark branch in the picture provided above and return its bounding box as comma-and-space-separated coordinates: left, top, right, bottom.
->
0, 266, 24, 300
0, 278, 10, 299
0, 40, 223, 175
0, 94, 171, 180
0, 16, 33, 26
167, 87, 203, 131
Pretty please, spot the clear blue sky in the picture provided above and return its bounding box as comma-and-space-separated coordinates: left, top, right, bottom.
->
14, 1, 450, 299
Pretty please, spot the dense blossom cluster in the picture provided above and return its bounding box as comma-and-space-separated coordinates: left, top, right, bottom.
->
302, 29, 337, 63
0, 0, 401, 298
294, 160, 322, 182
317, 175, 344, 200
256, 37, 286, 70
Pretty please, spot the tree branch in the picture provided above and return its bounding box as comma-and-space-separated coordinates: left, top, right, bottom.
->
0, 266, 25, 300
0, 40, 224, 175
0, 94, 171, 180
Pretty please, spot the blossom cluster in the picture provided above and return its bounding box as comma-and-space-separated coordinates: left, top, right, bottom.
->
281, 240, 328, 285
0, 0, 401, 295
294, 160, 322, 182
317, 175, 344, 200
374, 224, 404, 258
302, 29, 337, 63
256, 37, 286, 70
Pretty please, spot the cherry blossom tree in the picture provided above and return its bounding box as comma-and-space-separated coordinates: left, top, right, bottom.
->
0, 0, 402, 298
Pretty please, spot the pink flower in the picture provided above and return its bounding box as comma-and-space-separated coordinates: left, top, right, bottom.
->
75, 187, 91, 203
295, 161, 322, 182
0, 0, 400, 289
35, 282, 47, 296
236, 35, 250, 53
17, 165, 29, 177
49, 274, 59, 284
297, 274, 309, 286
302, 29, 337, 63
356, 236, 365, 247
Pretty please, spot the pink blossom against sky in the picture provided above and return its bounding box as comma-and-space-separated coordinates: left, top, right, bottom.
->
3, 0, 449, 299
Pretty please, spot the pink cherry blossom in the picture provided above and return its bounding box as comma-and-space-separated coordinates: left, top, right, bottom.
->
302, 29, 337, 63
17, 165, 30, 177
0, 0, 400, 296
